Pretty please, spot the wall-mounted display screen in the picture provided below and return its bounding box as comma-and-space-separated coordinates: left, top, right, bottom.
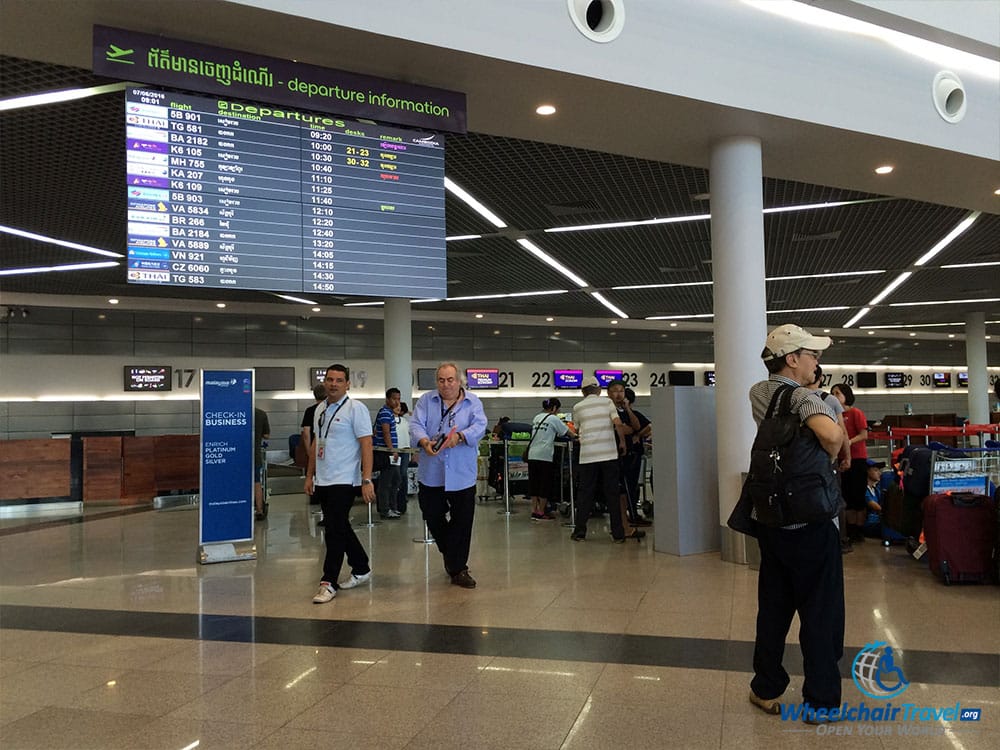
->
466, 368, 499, 390
704, 371, 716, 386
668, 370, 695, 386
124, 365, 172, 391
856, 372, 877, 389
416, 368, 437, 390
884, 372, 907, 388
553, 369, 584, 389
933, 372, 952, 388
255, 366, 295, 391
310, 367, 328, 384
594, 369, 623, 387
125, 87, 446, 298
957, 372, 968, 387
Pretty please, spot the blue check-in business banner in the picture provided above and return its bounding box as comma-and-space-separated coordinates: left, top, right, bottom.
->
200, 370, 254, 544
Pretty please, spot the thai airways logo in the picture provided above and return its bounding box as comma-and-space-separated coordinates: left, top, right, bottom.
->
852, 642, 910, 700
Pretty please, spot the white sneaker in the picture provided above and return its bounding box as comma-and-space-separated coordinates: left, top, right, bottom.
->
312, 582, 336, 603
386, 510, 401, 518
339, 571, 372, 589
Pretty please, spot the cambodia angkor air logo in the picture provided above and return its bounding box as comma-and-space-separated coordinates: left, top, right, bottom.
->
852, 641, 910, 700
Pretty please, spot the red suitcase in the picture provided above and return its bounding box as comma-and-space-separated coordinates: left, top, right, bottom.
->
922, 493, 997, 585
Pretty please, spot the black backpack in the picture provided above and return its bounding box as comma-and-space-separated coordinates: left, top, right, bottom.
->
743, 385, 842, 527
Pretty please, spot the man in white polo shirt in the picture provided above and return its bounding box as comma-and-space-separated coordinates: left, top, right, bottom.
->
570, 377, 627, 542
305, 364, 376, 604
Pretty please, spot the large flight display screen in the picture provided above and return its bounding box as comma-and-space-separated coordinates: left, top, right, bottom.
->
125, 87, 446, 298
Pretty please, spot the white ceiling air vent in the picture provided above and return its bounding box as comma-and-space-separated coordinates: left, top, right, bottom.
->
932, 71, 966, 123
567, 0, 625, 43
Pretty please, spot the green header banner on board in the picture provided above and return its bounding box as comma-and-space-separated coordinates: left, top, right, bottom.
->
93, 25, 467, 133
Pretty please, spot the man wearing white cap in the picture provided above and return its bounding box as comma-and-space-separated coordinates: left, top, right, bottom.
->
746, 324, 846, 723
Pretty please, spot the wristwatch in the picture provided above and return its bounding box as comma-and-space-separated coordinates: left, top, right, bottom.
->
361, 479, 373, 485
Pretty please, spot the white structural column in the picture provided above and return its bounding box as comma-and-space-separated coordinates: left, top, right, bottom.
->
710, 137, 769, 563
965, 311, 989, 425
384, 298, 413, 405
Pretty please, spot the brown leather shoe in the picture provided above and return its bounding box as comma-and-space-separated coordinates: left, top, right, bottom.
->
451, 570, 477, 589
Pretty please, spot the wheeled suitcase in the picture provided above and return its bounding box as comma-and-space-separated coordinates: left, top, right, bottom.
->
923, 492, 998, 584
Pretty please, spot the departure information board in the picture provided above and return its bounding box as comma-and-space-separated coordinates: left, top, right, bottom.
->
125, 87, 446, 298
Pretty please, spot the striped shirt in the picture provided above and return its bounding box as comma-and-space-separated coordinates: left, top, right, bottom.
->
573, 395, 620, 464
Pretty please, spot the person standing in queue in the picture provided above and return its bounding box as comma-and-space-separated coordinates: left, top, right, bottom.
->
830, 382, 869, 543
527, 398, 576, 520
306, 364, 376, 604
746, 325, 845, 723
373, 387, 402, 519
299, 382, 328, 508
411, 362, 488, 589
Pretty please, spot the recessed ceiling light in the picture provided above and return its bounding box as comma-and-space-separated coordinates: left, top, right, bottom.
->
97, 314, 106, 320
493, 329, 500, 335
868, 330, 875, 334
948, 334, 955, 338
427, 325, 435, 331
909, 332, 917, 336
691, 193, 711, 201
108, 298, 119, 304
669, 322, 678, 327
312, 307, 321, 312
216, 303, 226, 308
994, 188, 1000, 195
280, 320, 288, 326
874, 165, 894, 175
535, 104, 556, 116
610, 320, 619, 325
554, 331, 560, 335
546, 317, 554, 322
986, 335, 993, 340
823, 329, 831, 333
356, 323, 364, 329
475, 313, 483, 319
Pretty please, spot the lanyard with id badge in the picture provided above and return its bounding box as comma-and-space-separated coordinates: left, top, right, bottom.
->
432, 391, 462, 450
317, 397, 349, 461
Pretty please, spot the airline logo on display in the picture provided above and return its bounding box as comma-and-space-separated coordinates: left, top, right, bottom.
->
128, 269, 170, 282
127, 138, 169, 153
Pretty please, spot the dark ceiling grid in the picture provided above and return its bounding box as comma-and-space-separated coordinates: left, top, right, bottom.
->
1, 55, 997, 334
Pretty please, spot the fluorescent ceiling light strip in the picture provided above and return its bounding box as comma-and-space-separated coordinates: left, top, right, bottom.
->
612, 281, 713, 290
0, 224, 124, 259
914, 211, 981, 266
545, 198, 895, 235
0, 82, 129, 112
0, 261, 120, 277
767, 306, 849, 314
590, 292, 629, 319
448, 289, 567, 302
546, 214, 710, 234
867, 271, 912, 306
940, 261, 1000, 269
445, 235, 482, 241
274, 294, 317, 305
865, 322, 965, 329
516, 238, 589, 287
891, 297, 1000, 307
843, 307, 872, 328
766, 269, 885, 281
443, 177, 507, 228
646, 313, 715, 320
344, 301, 384, 307
761, 197, 895, 215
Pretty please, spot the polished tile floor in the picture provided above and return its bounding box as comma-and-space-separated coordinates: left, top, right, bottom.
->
1, 494, 997, 749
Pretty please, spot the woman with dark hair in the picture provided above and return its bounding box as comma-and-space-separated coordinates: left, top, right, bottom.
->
831, 382, 868, 541
527, 398, 576, 520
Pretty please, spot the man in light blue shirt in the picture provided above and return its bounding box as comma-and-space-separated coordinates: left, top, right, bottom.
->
305, 364, 375, 604
411, 362, 488, 589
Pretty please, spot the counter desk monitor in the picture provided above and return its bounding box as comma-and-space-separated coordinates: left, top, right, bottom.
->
255, 366, 295, 391
553, 369, 584, 389
465, 368, 499, 390
124, 365, 172, 391
594, 369, 623, 387
310, 367, 327, 384
933, 372, 952, 388
856, 372, 877, 389
125, 87, 446, 298
416, 368, 437, 391
704, 371, 716, 386
884, 372, 907, 388
958, 372, 968, 387
668, 370, 696, 386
